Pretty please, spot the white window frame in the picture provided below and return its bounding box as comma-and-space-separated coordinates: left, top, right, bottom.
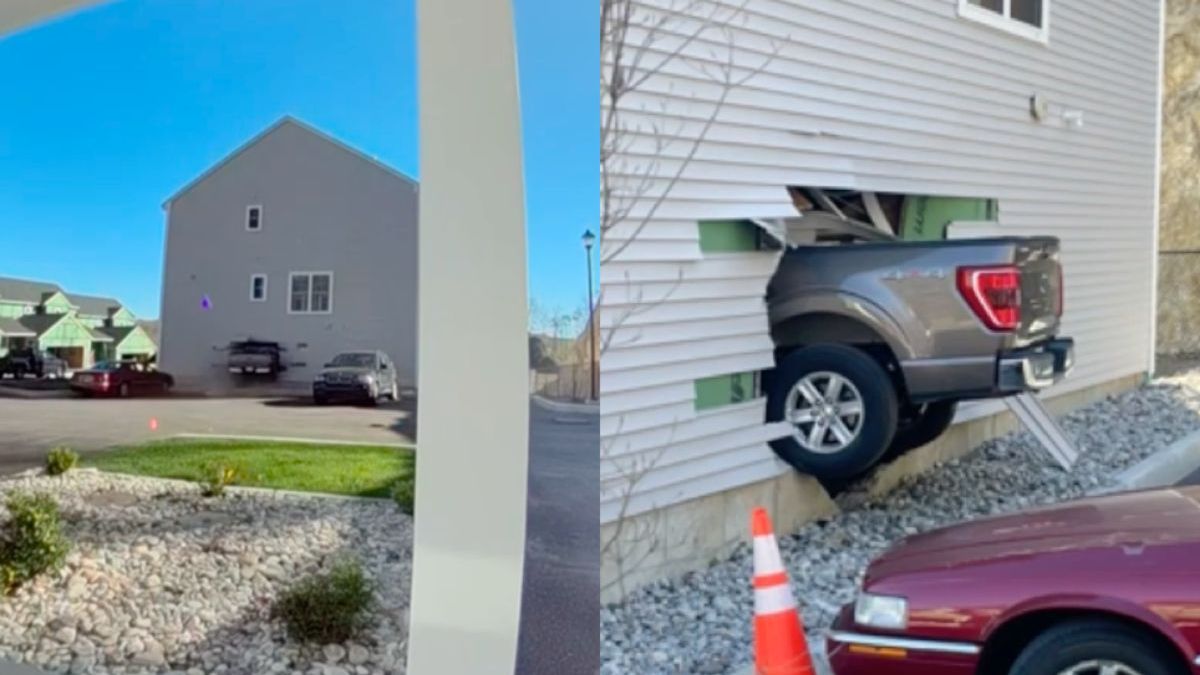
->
287, 271, 334, 315
957, 0, 1049, 44
246, 204, 263, 231
249, 274, 268, 302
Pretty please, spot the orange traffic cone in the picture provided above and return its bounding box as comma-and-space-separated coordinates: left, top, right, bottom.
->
751, 507, 814, 675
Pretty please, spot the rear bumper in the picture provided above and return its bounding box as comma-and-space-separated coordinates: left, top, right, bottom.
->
826, 610, 979, 675
996, 337, 1074, 393
900, 337, 1074, 402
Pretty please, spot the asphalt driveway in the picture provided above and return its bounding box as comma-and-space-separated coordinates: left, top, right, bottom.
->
0, 394, 597, 674
0, 396, 414, 472
517, 400, 599, 675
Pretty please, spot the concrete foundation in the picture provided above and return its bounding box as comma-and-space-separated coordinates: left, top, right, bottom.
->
600, 373, 1144, 603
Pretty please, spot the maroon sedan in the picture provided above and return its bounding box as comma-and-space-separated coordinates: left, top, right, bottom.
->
827, 487, 1200, 675
70, 361, 174, 397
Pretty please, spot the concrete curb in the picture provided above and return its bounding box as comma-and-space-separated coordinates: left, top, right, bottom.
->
0, 386, 75, 399
531, 395, 598, 415
170, 432, 415, 450
1108, 426, 1200, 492
5, 467, 398, 504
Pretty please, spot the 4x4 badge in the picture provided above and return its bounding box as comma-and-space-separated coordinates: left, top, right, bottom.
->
882, 268, 946, 280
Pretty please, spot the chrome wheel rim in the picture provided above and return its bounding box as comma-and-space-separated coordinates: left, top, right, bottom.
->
784, 371, 864, 454
1057, 661, 1144, 675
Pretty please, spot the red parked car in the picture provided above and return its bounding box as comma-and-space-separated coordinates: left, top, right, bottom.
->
70, 360, 174, 397
827, 487, 1200, 675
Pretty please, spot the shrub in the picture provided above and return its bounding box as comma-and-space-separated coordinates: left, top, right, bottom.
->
392, 453, 415, 515
200, 463, 240, 498
392, 478, 414, 515
45, 447, 79, 476
273, 559, 374, 643
0, 492, 70, 594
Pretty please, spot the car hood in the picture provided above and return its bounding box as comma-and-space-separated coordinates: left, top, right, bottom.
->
867, 487, 1200, 584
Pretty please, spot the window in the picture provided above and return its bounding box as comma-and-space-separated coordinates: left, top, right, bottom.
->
246, 205, 263, 231
958, 0, 1048, 42
288, 272, 333, 314
250, 274, 267, 302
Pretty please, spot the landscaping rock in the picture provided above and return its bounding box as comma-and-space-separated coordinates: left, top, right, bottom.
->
346, 643, 369, 665
0, 471, 414, 674
322, 644, 346, 664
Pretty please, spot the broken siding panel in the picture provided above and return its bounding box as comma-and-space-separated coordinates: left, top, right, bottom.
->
602, 341, 774, 395
600, 236, 703, 263
601, 295, 766, 330
603, 381, 696, 416
602, 256, 778, 283
601, 0, 1160, 522
605, 333, 774, 372
603, 315, 769, 350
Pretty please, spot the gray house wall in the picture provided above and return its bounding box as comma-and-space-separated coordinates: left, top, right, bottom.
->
159, 118, 419, 392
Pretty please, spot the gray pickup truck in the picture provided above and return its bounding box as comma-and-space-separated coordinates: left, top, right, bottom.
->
763, 217, 1073, 481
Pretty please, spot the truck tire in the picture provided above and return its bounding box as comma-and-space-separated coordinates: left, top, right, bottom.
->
1009, 618, 1188, 675
885, 400, 958, 460
766, 344, 898, 480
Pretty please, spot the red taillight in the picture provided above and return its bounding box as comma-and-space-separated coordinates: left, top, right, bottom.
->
957, 265, 1021, 332
98, 374, 109, 389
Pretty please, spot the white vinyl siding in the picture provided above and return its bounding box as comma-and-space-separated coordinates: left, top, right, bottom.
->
600, 0, 1161, 523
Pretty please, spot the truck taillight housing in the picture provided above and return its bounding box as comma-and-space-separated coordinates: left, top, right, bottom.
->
1055, 265, 1064, 317
957, 265, 1021, 332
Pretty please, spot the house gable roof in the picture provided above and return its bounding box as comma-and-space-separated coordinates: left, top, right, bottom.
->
161, 116, 418, 208
0, 317, 35, 337
97, 325, 135, 345
0, 276, 68, 306
66, 293, 123, 318
17, 312, 71, 337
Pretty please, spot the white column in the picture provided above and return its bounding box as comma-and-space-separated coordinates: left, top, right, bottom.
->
407, 1, 530, 673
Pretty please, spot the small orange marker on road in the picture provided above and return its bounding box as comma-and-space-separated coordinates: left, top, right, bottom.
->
149, 417, 158, 431
751, 507, 815, 675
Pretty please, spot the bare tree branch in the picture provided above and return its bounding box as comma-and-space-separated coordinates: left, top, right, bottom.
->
599, 0, 785, 599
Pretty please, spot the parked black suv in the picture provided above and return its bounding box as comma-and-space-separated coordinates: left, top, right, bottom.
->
0, 347, 68, 379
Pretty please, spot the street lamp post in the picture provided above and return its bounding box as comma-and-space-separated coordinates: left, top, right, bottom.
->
582, 229, 597, 401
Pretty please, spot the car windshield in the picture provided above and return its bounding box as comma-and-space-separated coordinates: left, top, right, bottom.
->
330, 353, 375, 367
91, 362, 118, 371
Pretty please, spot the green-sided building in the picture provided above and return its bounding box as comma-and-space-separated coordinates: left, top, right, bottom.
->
0, 277, 157, 369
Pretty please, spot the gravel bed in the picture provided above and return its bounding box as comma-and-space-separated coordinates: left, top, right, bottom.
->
0, 470, 411, 675
600, 370, 1200, 675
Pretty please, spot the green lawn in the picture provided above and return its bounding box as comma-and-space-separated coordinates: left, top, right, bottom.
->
86, 439, 414, 498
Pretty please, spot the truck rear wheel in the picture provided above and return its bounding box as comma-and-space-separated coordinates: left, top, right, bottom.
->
885, 400, 958, 461
766, 344, 898, 480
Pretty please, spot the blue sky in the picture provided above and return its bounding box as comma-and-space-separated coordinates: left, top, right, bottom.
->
0, 0, 595, 324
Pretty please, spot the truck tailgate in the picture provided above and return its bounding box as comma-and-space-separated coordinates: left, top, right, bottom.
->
1014, 237, 1062, 344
